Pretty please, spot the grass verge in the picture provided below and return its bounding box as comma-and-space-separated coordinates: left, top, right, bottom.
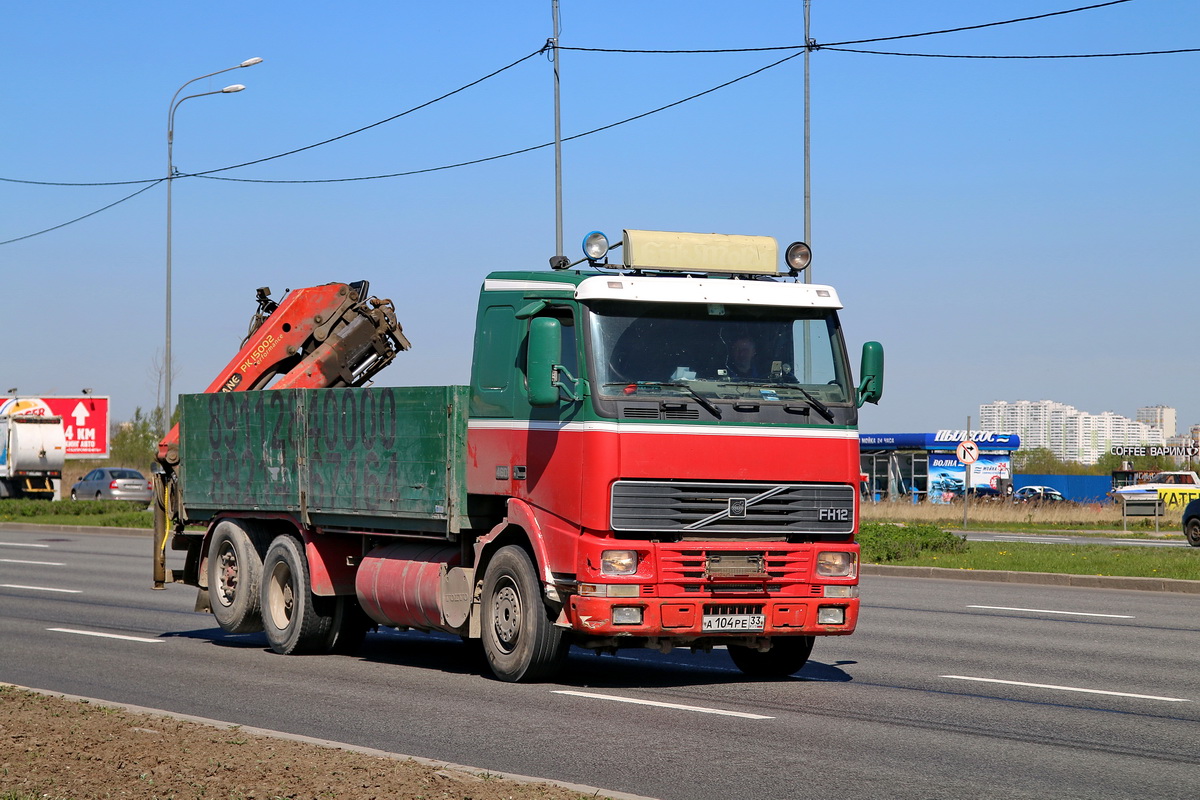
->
860, 522, 1200, 581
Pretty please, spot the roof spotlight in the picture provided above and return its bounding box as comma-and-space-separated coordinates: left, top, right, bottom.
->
582, 231, 610, 262
785, 241, 812, 275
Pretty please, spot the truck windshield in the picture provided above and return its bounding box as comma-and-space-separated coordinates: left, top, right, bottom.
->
586, 300, 852, 406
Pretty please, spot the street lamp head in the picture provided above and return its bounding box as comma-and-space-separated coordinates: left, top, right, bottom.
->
240, 57, 264, 68
221, 84, 246, 93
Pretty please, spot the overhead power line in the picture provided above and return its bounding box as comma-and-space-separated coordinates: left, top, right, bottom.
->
0, 47, 544, 189
0, 180, 163, 246
559, 1, 1135, 54
194, 50, 806, 185
822, 46, 1200, 59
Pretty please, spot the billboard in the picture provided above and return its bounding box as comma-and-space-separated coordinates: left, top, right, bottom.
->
0, 396, 110, 458
928, 453, 1012, 503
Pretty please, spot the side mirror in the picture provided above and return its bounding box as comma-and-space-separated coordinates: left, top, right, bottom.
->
856, 341, 884, 407
527, 317, 562, 407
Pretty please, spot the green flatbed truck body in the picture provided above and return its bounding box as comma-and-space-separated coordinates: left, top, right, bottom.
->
177, 386, 469, 534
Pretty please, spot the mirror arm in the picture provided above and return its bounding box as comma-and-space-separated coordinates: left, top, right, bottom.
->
552, 364, 580, 401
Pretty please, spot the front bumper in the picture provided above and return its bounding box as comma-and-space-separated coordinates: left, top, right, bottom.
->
568, 594, 859, 639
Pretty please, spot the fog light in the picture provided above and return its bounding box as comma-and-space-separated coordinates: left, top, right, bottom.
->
816, 550, 857, 578
601, 550, 638, 576
817, 606, 845, 625
612, 606, 643, 625
823, 585, 859, 598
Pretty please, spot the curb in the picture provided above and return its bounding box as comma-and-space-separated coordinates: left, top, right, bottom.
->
0, 522, 149, 536
862, 564, 1200, 594
3, 683, 658, 800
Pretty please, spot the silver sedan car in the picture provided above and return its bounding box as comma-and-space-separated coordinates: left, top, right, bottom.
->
70, 468, 154, 504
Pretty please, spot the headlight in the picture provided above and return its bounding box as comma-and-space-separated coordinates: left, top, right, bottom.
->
601, 550, 638, 576
816, 550, 857, 578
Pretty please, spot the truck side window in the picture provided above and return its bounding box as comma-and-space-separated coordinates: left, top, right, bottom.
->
474, 306, 517, 391
547, 310, 577, 378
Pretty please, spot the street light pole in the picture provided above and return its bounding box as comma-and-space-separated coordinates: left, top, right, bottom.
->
164, 57, 262, 430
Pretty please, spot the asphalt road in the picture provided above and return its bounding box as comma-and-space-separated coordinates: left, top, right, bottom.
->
3, 526, 1198, 800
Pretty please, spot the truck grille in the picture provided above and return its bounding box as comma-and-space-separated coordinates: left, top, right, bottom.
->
611, 480, 854, 539
654, 547, 816, 597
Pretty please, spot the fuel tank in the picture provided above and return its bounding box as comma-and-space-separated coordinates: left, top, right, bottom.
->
355, 542, 466, 633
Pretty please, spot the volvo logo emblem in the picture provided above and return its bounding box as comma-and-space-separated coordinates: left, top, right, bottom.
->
728, 497, 748, 518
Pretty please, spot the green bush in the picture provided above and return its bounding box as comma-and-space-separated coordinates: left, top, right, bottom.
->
0, 498, 153, 529
858, 522, 967, 563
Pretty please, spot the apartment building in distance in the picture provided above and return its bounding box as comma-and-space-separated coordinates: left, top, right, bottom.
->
979, 400, 1167, 465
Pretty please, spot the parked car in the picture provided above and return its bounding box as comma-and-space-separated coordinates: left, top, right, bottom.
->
70, 468, 153, 504
1013, 485, 1068, 504
1183, 498, 1200, 547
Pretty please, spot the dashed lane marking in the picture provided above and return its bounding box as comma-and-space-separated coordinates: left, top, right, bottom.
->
553, 690, 774, 719
2, 584, 80, 593
942, 675, 1189, 702
967, 605, 1134, 619
47, 628, 164, 644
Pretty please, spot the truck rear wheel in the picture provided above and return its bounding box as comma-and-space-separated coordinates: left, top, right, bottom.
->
481, 545, 568, 682
728, 636, 814, 678
261, 535, 339, 655
207, 520, 265, 634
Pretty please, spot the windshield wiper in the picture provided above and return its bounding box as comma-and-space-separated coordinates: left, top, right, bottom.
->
724, 382, 836, 423
609, 381, 723, 419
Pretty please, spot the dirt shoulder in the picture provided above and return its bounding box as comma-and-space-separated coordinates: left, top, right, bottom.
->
1, 685, 630, 800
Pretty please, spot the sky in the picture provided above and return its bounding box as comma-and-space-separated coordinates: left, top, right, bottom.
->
2, 0, 1197, 438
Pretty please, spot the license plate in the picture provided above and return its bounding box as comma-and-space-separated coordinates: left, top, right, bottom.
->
702, 614, 765, 632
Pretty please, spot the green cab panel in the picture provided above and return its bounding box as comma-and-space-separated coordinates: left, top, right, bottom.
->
177, 386, 469, 534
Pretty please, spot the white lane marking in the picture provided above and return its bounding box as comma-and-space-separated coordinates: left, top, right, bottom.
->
968, 605, 1134, 619
1, 558, 65, 566
942, 675, 1190, 702
553, 690, 774, 719
48, 628, 164, 644
0, 542, 51, 548
1, 584, 80, 593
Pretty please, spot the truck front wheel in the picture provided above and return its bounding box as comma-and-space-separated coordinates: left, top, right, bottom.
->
261, 535, 339, 655
481, 545, 568, 682
207, 520, 265, 634
728, 636, 815, 678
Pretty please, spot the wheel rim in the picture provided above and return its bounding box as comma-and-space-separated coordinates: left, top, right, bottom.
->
491, 577, 522, 654
214, 541, 239, 608
266, 560, 296, 631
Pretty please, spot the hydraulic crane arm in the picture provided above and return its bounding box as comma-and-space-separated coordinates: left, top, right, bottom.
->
157, 280, 409, 465
153, 280, 409, 587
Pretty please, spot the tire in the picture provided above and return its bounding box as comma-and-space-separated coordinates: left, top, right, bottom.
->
95, 491, 102, 500
481, 545, 569, 682
70, 490, 78, 500
260, 535, 340, 655
1185, 517, 1200, 548
728, 636, 815, 678
206, 520, 266, 634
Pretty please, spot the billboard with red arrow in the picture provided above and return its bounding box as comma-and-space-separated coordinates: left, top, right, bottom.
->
0, 395, 110, 458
